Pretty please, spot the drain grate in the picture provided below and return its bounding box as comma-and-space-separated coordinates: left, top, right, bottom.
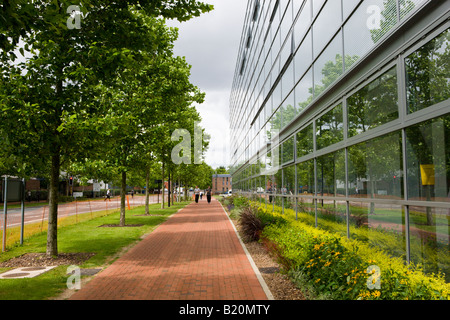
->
2, 272, 31, 278
0, 266, 57, 279
259, 266, 280, 274
67, 268, 102, 276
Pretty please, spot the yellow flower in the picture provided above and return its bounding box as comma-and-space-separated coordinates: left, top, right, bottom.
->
372, 291, 381, 298
315, 278, 321, 283
324, 261, 331, 267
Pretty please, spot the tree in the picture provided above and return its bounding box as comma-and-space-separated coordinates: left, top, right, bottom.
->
215, 166, 229, 174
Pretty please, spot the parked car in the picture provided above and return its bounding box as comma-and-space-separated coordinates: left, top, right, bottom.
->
222, 190, 232, 197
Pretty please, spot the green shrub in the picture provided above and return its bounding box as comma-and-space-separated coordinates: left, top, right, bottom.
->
233, 195, 250, 209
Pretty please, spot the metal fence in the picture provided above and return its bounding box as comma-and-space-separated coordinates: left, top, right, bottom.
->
0, 193, 169, 252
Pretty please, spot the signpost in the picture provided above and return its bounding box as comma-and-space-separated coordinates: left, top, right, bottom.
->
73, 192, 83, 198
20, 178, 25, 245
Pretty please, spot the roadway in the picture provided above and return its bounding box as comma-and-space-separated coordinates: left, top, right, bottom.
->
0, 195, 168, 230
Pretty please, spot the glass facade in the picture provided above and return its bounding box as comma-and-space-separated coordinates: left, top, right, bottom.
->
230, 0, 449, 281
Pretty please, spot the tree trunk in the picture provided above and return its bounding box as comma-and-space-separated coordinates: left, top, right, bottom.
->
161, 162, 165, 209
178, 176, 181, 203
46, 151, 60, 257
145, 166, 150, 215
168, 169, 171, 207
120, 171, 126, 226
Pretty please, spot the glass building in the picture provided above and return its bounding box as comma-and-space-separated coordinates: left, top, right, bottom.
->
229, 0, 450, 280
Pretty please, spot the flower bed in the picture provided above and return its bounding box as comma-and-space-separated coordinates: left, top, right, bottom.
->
228, 196, 449, 300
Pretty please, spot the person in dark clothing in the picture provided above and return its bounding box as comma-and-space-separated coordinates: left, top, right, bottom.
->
206, 186, 212, 203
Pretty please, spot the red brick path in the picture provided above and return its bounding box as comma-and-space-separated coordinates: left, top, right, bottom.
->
69, 198, 269, 300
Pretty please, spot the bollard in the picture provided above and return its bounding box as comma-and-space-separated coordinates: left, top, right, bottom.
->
41, 206, 46, 232
2, 176, 8, 252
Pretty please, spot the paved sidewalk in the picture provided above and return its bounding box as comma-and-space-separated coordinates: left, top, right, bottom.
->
69, 198, 270, 300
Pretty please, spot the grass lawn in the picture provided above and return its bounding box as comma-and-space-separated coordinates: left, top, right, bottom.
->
0, 201, 190, 300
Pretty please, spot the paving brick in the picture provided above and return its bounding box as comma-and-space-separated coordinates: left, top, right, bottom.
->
70, 198, 269, 300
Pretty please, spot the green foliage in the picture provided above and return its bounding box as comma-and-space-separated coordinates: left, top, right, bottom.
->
251, 202, 450, 300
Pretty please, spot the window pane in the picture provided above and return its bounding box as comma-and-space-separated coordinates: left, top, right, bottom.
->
405, 28, 450, 114
312, 0, 342, 58
399, 0, 427, 21
293, 0, 311, 46
314, 31, 343, 97
294, 31, 312, 83
282, 136, 294, 164
317, 199, 347, 237
281, 90, 296, 129
317, 150, 346, 197
266, 174, 275, 203
270, 106, 283, 131
349, 202, 407, 259
409, 206, 450, 282
297, 197, 316, 226
296, 123, 313, 158
342, 0, 360, 21
347, 66, 398, 137
312, 0, 326, 19
265, 147, 273, 172
282, 61, 294, 100
295, 68, 313, 114
344, 0, 398, 71
280, 1, 293, 44
406, 115, 450, 202
297, 159, 315, 196
316, 103, 343, 150
348, 131, 403, 199
272, 81, 282, 115
274, 166, 282, 194
283, 165, 295, 195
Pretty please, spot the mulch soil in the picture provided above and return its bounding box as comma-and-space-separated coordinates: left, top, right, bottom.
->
0, 252, 95, 268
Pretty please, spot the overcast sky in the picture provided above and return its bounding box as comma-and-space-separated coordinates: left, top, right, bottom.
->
166, 0, 247, 169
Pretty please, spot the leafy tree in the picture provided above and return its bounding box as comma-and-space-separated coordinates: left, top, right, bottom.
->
215, 166, 229, 174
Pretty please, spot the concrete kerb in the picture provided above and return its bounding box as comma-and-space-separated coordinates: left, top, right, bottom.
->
219, 201, 275, 300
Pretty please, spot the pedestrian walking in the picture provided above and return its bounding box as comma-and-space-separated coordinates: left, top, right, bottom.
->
206, 186, 212, 203
104, 188, 111, 201
194, 186, 200, 203
200, 191, 203, 200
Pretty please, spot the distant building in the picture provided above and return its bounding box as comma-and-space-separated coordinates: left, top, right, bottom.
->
212, 174, 232, 194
